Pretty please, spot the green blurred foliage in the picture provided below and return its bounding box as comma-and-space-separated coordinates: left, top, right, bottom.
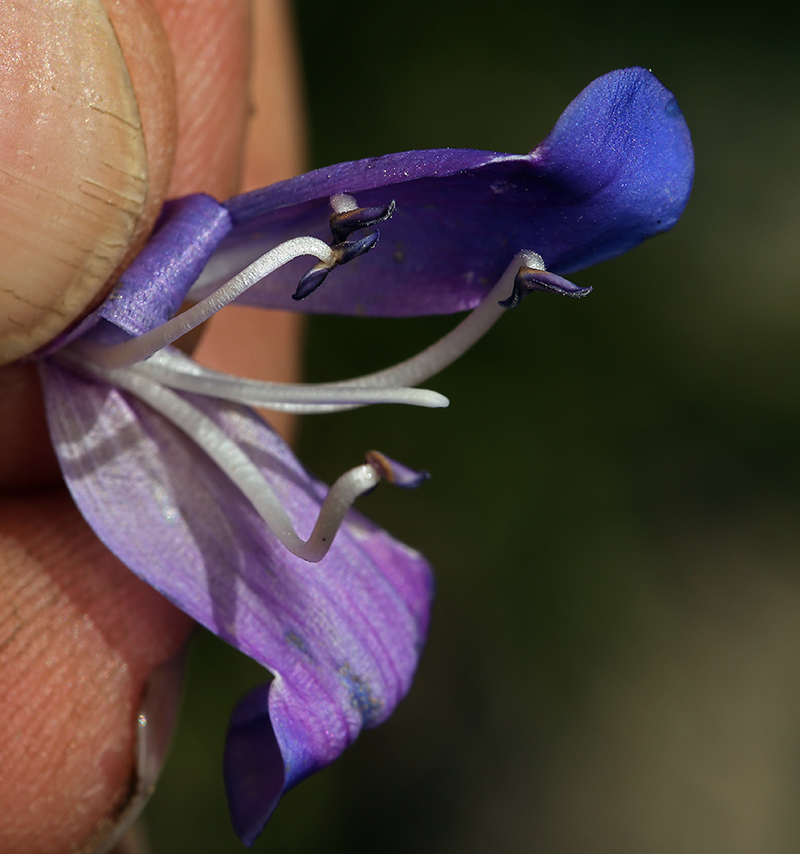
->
144, 1, 800, 851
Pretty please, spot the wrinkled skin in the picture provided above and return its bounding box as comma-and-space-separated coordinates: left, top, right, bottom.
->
0, 1, 304, 851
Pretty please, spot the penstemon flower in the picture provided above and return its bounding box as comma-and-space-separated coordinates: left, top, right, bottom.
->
26, 67, 692, 845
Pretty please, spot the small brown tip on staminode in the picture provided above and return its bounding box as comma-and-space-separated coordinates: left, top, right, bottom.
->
365, 450, 396, 483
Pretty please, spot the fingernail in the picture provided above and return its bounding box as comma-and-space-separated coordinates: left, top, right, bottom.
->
89, 648, 187, 854
0, 0, 149, 365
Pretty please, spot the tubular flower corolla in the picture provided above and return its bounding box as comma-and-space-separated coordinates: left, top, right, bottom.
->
29, 67, 693, 845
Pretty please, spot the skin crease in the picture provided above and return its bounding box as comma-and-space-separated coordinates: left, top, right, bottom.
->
0, 1, 305, 851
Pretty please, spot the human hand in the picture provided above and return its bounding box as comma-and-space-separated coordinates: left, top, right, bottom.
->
0, 1, 303, 850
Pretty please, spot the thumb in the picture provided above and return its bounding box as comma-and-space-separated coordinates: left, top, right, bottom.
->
0, 0, 176, 366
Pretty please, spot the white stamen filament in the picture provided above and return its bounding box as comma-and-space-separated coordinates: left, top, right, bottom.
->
66, 248, 539, 422
124, 250, 543, 416
57, 206, 551, 561
61, 353, 388, 563
75, 236, 334, 369
134, 348, 450, 413
326, 251, 544, 391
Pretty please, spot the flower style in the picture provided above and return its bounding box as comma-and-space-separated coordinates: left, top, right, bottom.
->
32, 67, 693, 845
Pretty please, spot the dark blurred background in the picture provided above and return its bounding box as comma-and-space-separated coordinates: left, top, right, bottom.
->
143, 1, 800, 851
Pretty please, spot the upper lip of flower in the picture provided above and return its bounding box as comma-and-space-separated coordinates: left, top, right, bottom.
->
32, 66, 693, 846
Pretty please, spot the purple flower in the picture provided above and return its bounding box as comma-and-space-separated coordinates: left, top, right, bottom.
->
33, 67, 692, 845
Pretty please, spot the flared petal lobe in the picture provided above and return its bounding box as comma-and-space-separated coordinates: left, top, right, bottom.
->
39, 360, 433, 846
186, 66, 693, 316
530, 67, 693, 272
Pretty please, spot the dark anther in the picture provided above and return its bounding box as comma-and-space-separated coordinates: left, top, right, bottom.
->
293, 199, 395, 301
293, 228, 384, 301
293, 263, 331, 301
499, 266, 592, 308
334, 229, 381, 265
330, 200, 396, 244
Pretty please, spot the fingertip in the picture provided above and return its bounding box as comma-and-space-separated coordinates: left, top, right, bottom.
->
0, 493, 192, 854
151, 0, 252, 200
242, 0, 307, 192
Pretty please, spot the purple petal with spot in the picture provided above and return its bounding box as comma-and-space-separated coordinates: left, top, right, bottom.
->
186, 66, 693, 316
39, 360, 433, 845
